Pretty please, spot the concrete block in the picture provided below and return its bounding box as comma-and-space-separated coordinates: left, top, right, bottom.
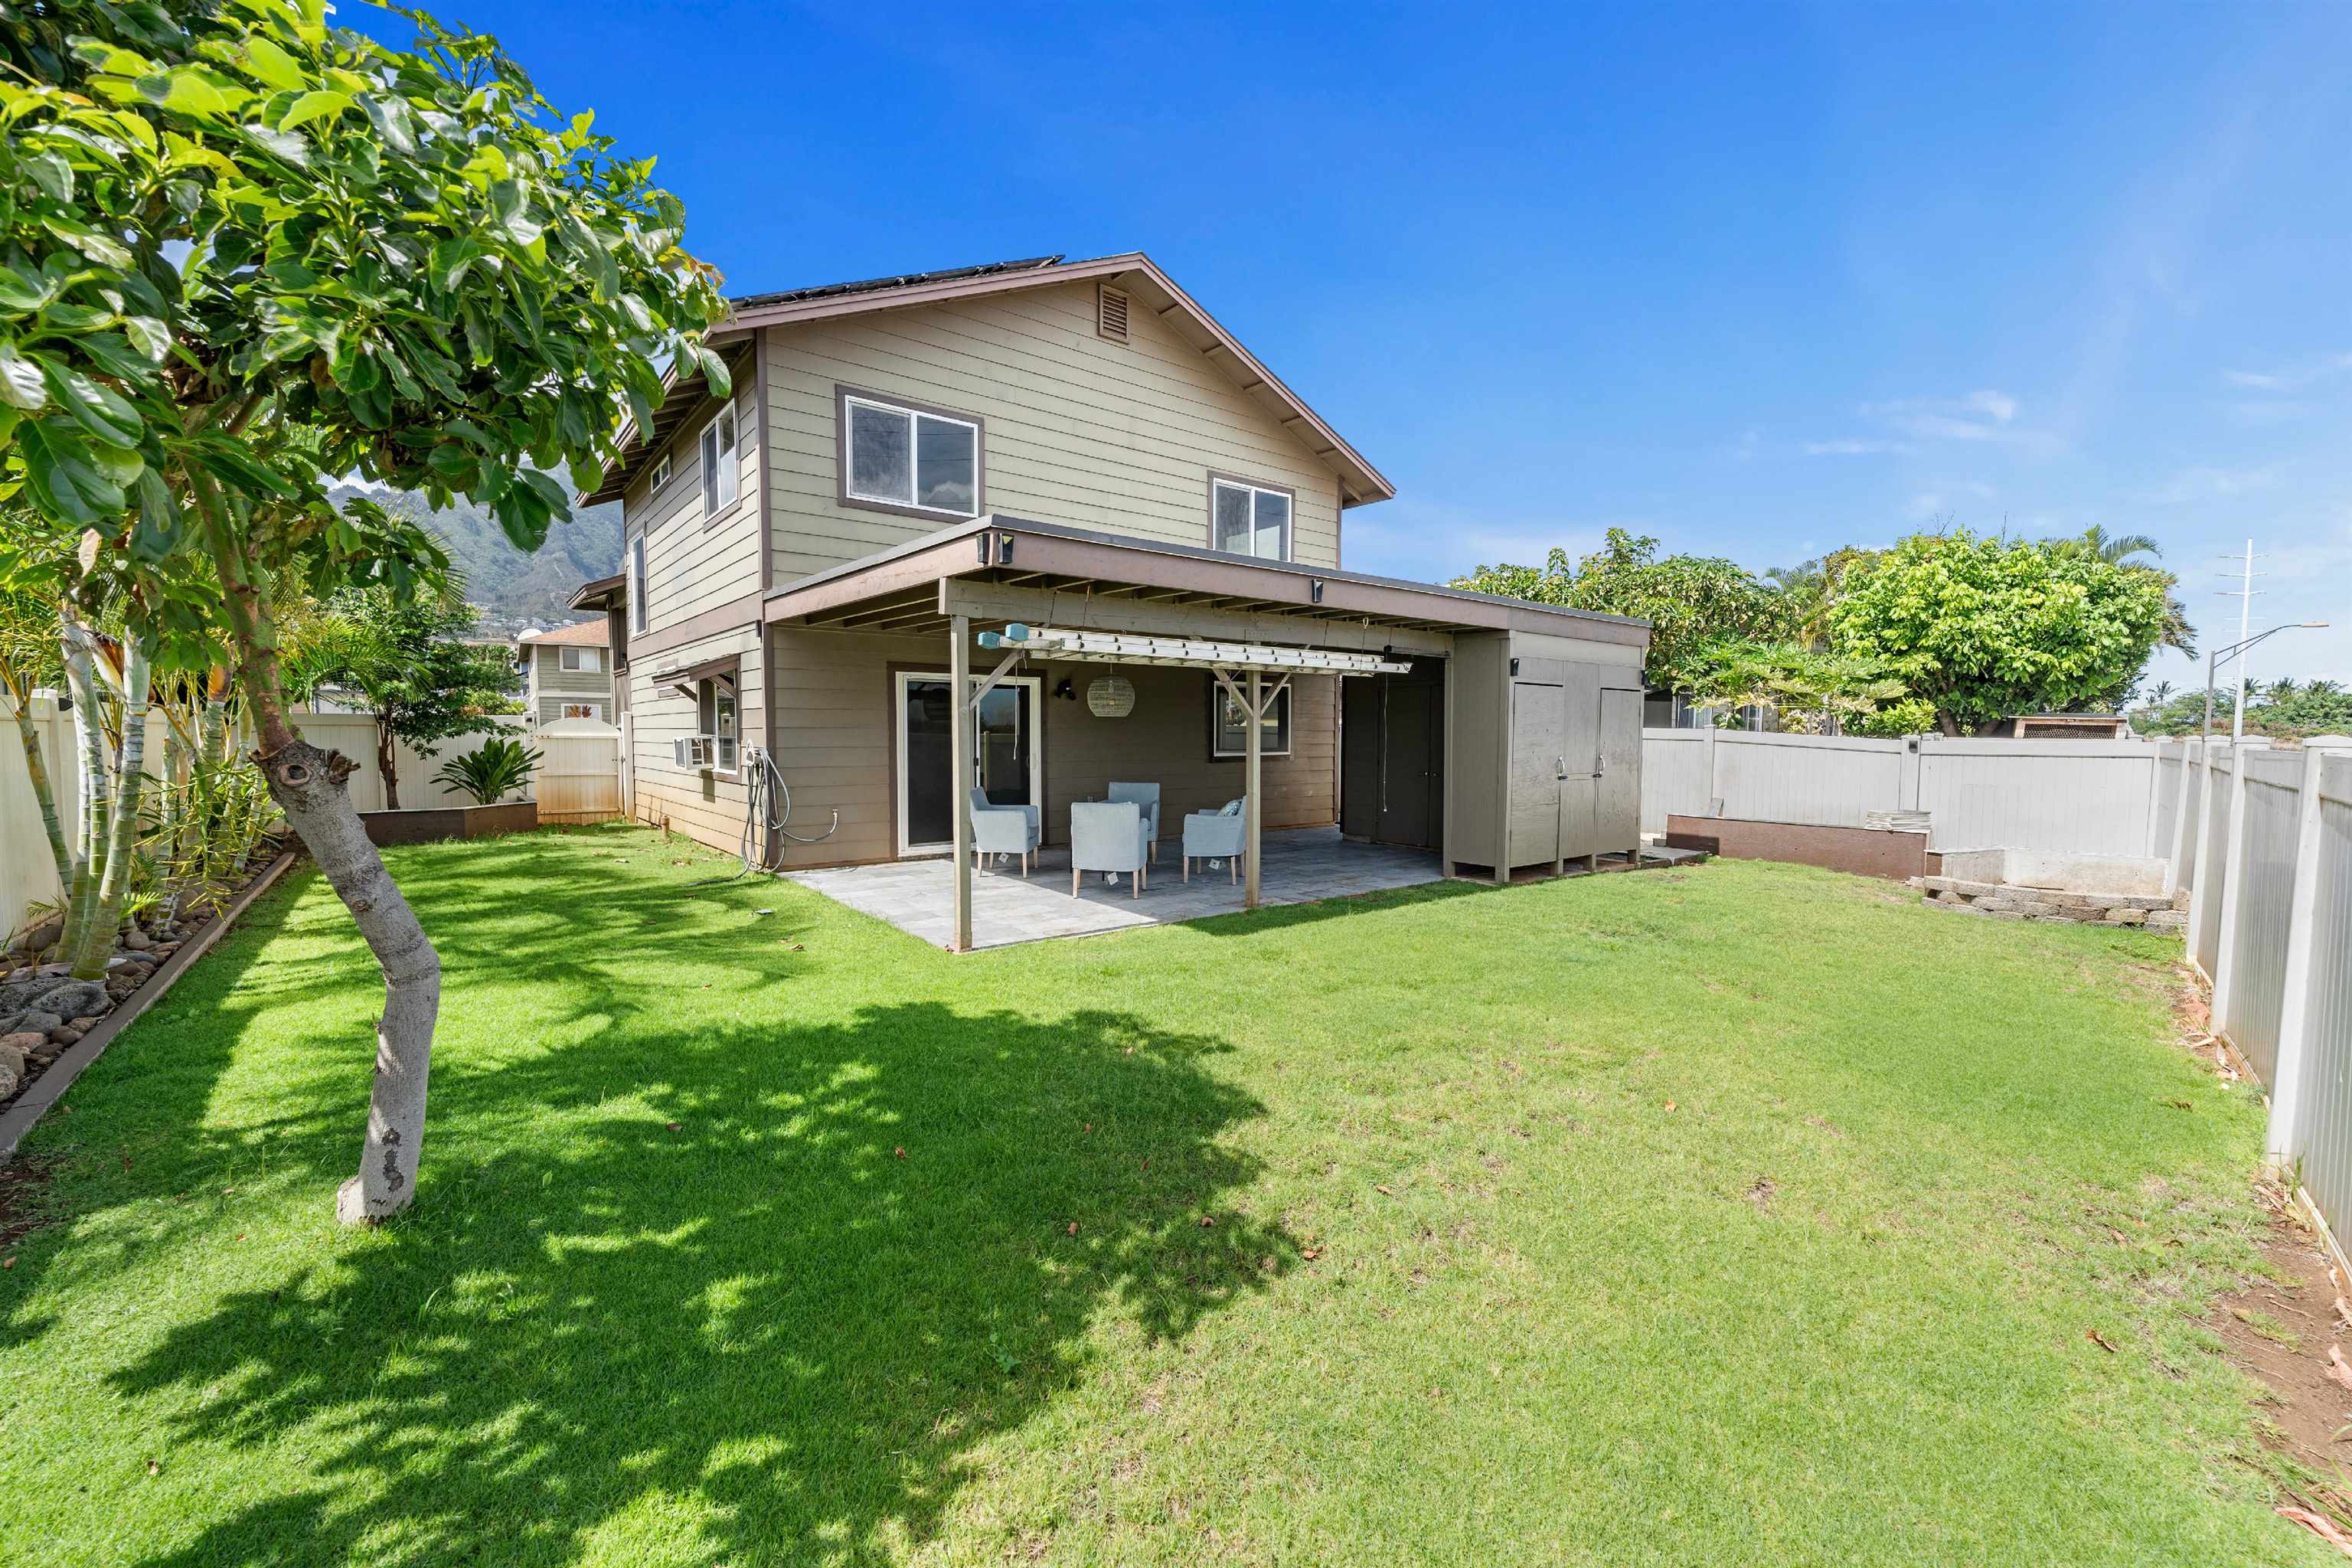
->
2146, 910, 2187, 932
1919, 876, 1957, 893
2107, 893, 2173, 912
1949, 880, 2007, 900
2103, 907, 2148, 925
1983, 910, 2028, 921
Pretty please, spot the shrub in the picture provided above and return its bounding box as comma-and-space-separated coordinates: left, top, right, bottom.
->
434, 738, 541, 805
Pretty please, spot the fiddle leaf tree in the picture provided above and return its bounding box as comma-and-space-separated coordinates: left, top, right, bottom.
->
1, 0, 730, 1223
1455, 528, 1795, 690
1828, 531, 2170, 735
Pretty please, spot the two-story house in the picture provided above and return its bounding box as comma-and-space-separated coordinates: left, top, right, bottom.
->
581, 253, 1649, 949
514, 621, 615, 725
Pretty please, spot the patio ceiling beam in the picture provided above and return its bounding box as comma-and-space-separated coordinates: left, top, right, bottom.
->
1025, 629, 1411, 677
939, 579, 1451, 657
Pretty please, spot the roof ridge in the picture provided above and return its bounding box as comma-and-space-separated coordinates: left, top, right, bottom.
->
729, 254, 1067, 312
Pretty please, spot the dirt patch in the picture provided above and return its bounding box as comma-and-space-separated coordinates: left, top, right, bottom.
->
2216, 1207, 2352, 1483
0, 1153, 58, 1254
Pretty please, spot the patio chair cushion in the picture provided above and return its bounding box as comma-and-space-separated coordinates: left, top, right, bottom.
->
1184, 807, 1247, 859
1070, 800, 1148, 875
1106, 782, 1161, 840
969, 787, 1040, 854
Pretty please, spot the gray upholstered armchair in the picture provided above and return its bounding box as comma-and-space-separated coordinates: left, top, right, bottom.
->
1106, 781, 1161, 863
969, 787, 1040, 876
1182, 798, 1248, 883
1069, 799, 1150, 898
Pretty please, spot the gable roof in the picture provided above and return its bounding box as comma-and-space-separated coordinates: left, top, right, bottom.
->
711, 252, 1393, 508
583, 253, 1395, 511
519, 619, 609, 648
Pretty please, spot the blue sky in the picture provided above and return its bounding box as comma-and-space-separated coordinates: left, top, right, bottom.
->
354, 2, 2352, 690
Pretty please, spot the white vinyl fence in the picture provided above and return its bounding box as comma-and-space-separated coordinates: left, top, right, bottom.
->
2182, 737, 2352, 1258
1640, 728, 2174, 856
3, 698, 621, 941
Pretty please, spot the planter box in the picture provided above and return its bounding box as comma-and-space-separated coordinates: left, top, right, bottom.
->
1664, 814, 1930, 882
360, 800, 538, 848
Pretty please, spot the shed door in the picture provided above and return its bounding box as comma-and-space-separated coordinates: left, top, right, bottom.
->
1380, 677, 1442, 849
1557, 681, 1600, 861
1595, 687, 1642, 854
1508, 681, 1566, 867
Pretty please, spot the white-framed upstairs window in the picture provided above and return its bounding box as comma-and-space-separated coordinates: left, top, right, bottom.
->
700, 403, 740, 517
839, 388, 981, 519
558, 646, 603, 674
628, 535, 648, 635
652, 448, 672, 491
1210, 476, 1292, 561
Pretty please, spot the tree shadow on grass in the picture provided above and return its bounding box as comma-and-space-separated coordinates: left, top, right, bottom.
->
108, 999, 1293, 1566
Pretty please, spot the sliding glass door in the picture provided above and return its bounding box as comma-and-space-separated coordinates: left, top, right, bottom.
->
894, 671, 1042, 855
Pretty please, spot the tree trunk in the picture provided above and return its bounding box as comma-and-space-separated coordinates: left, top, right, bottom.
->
377, 718, 400, 812
260, 736, 440, 1223
5, 675, 72, 893
70, 639, 152, 980
1936, 710, 1962, 737
57, 622, 109, 963
198, 493, 440, 1226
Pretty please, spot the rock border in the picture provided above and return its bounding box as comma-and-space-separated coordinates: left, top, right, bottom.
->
0, 851, 297, 1162
1907, 874, 2189, 929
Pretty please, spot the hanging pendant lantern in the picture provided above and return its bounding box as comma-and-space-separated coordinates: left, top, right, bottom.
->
1086, 673, 1136, 718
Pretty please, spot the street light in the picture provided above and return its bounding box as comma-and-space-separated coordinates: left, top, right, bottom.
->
2204, 622, 2331, 740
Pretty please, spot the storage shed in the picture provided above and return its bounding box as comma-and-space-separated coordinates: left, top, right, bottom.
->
1443, 629, 1647, 880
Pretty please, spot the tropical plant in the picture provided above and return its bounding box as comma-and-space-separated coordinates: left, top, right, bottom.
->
1455, 529, 1795, 691
299, 583, 520, 809
1829, 531, 2171, 735
433, 735, 541, 805
2, 1, 729, 1222
1675, 639, 1908, 733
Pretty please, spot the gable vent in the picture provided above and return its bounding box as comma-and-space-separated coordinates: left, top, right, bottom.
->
1096, 283, 1131, 344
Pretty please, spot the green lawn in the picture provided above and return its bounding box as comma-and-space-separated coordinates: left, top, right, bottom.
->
0, 827, 2323, 1566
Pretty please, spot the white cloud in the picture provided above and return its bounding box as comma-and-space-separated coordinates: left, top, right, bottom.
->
1800, 438, 1916, 457
2144, 465, 2282, 505
1852, 390, 2058, 452
1964, 389, 2018, 423
2218, 351, 2352, 394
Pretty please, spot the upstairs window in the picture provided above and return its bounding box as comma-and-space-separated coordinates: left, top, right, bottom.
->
700, 403, 740, 517
558, 646, 603, 674
652, 449, 672, 492
840, 389, 981, 518
628, 535, 648, 634
1211, 476, 1291, 560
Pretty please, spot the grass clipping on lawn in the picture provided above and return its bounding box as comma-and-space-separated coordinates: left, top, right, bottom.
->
0, 831, 2326, 1566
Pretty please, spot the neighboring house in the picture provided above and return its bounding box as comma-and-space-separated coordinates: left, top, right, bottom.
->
515, 620, 614, 725
580, 251, 1649, 936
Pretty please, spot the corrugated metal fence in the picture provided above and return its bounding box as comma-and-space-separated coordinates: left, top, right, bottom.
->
2187, 737, 2352, 1257
3, 699, 622, 940
1639, 729, 2171, 855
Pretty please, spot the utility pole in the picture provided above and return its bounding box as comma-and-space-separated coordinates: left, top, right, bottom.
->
2204, 541, 2262, 739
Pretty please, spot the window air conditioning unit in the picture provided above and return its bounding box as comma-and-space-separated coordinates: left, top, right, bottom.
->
674, 735, 714, 768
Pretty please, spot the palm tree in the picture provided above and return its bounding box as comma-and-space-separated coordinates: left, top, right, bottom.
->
2050, 524, 2163, 564
2265, 676, 2300, 701
2146, 680, 2175, 706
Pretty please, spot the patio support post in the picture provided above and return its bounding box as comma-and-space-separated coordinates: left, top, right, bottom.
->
1245, 668, 1263, 911
950, 612, 973, 952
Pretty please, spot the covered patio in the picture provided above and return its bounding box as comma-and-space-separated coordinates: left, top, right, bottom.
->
757, 515, 1654, 952
787, 825, 1447, 950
